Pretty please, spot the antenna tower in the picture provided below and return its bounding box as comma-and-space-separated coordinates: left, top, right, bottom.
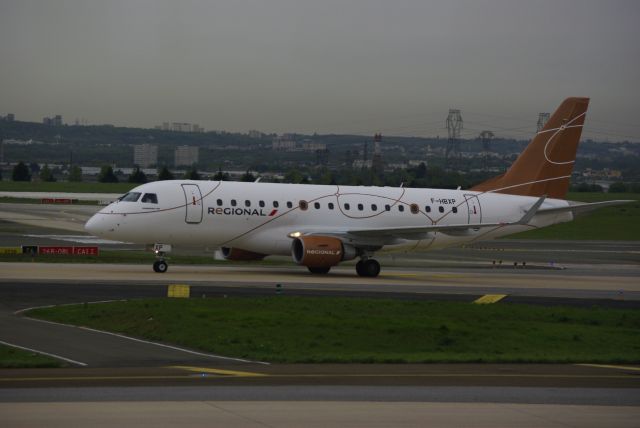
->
536, 112, 550, 133
372, 133, 383, 173
445, 109, 463, 171
478, 130, 494, 171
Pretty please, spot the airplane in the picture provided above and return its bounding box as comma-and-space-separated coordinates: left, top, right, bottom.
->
85, 97, 632, 277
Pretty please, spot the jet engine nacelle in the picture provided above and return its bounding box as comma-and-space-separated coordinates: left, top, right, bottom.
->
221, 247, 267, 261
291, 236, 357, 268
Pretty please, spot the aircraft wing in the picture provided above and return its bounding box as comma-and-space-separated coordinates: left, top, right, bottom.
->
296, 196, 547, 241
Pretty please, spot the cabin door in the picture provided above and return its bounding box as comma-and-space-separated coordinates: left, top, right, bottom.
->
463, 194, 482, 224
182, 184, 203, 224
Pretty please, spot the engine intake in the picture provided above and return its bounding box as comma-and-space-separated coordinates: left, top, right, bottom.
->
221, 247, 267, 261
291, 236, 357, 268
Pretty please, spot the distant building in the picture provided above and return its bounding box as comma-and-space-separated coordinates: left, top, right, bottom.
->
1, 113, 15, 122
352, 159, 373, 169
133, 144, 158, 168
300, 140, 326, 152
155, 122, 203, 132
272, 139, 297, 151
248, 130, 264, 139
582, 168, 622, 180
175, 145, 199, 167
43, 115, 62, 126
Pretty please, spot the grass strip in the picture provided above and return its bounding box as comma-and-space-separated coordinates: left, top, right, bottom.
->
28, 297, 640, 364
0, 344, 63, 368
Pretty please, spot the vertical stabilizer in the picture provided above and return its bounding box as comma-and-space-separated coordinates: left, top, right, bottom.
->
471, 97, 589, 199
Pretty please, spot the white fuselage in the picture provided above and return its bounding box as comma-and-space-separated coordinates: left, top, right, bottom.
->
85, 180, 573, 255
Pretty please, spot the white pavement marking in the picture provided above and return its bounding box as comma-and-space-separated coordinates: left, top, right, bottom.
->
14, 300, 127, 316
0, 339, 87, 367
23, 313, 270, 365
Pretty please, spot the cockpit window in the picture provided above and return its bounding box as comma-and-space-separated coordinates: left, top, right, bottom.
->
119, 192, 141, 202
141, 193, 158, 204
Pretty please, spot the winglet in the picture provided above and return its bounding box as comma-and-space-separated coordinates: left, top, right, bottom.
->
518, 195, 546, 225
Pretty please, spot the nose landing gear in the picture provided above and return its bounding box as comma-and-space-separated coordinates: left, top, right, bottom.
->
152, 243, 171, 273
153, 260, 168, 273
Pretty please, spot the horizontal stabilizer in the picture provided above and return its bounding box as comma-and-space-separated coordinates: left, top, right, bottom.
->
537, 199, 635, 217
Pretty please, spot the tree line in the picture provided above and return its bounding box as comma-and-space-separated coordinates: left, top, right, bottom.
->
6, 160, 640, 193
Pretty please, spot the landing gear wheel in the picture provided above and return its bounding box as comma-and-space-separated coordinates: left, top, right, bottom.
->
356, 259, 380, 277
153, 260, 168, 273
308, 266, 331, 274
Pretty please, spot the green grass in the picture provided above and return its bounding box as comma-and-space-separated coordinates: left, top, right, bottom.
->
28, 297, 640, 363
0, 181, 135, 193
510, 192, 640, 240
0, 344, 63, 368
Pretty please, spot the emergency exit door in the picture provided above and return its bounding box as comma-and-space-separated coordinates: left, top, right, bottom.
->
464, 194, 482, 224
182, 184, 203, 224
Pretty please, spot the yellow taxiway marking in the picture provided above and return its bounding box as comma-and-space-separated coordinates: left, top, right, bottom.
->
474, 294, 507, 304
429, 274, 467, 279
168, 365, 267, 377
379, 273, 418, 278
577, 364, 640, 372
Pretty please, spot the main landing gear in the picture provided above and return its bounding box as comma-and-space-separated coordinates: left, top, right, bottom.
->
152, 243, 171, 273
356, 258, 380, 278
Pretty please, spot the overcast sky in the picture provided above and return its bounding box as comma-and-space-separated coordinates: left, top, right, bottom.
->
1, 0, 639, 141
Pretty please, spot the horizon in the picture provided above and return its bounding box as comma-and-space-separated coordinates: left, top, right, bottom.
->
1, 1, 639, 142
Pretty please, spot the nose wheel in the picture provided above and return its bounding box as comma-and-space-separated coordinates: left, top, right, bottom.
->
356, 258, 380, 277
153, 260, 168, 273
152, 244, 172, 273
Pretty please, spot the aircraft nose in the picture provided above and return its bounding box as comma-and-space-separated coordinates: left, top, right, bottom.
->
85, 214, 107, 236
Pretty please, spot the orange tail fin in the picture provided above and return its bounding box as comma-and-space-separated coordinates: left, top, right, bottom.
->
471, 97, 589, 199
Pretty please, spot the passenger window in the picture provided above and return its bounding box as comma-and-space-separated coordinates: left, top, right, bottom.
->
314, 202, 320, 209
357, 203, 364, 211
425, 206, 431, 213
287, 201, 293, 208
398, 205, 405, 212
216, 199, 223, 206
119, 192, 141, 202
439, 206, 444, 213
371, 204, 377, 211
273, 201, 279, 208
328, 202, 334, 210
231, 199, 237, 207
245, 200, 251, 207
385, 204, 391, 211
299, 200, 308, 211
259, 200, 265, 207
344, 203, 350, 210
410, 203, 419, 214
141, 193, 158, 204
452, 207, 458, 213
